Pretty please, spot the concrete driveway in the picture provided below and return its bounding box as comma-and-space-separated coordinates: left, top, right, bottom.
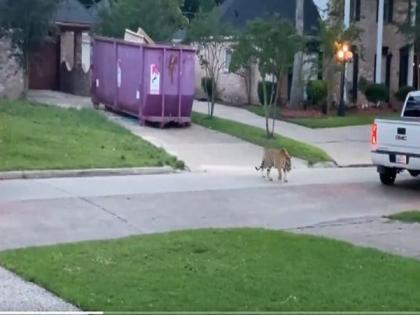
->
194, 101, 372, 166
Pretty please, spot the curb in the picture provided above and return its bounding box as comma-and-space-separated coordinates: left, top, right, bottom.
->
0, 166, 177, 180
338, 164, 375, 168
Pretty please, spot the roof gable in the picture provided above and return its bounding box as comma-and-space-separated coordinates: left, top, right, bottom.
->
54, 0, 96, 26
220, 0, 320, 35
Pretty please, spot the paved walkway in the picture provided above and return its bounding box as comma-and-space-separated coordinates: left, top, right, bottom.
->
194, 101, 372, 166
27, 90, 308, 173
0, 267, 77, 311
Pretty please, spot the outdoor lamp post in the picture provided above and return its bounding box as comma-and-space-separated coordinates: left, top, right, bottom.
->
335, 42, 353, 116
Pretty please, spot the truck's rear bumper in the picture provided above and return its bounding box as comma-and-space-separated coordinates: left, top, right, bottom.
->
371, 150, 420, 170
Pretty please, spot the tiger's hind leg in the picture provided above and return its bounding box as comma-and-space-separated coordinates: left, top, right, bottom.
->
277, 168, 282, 182
283, 170, 288, 183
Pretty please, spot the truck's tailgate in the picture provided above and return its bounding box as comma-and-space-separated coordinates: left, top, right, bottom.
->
376, 119, 420, 154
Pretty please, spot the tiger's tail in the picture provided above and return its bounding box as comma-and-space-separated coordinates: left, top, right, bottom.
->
255, 159, 265, 171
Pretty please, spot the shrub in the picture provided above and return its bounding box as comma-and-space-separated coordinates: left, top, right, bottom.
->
358, 76, 370, 94
201, 77, 216, 100
364, 84, 389, 104
258, 81, 277, 105
306, 80, 328, 106
395, 86, 416, 102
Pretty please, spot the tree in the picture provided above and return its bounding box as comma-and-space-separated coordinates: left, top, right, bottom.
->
234, 18, 302, 138
182, 0, 224, 21
290, 0, 305, 108
96, 0, 188, 41
229, 34, 254, 105
318, 0, 360, 114
78, 0, 101, 8
0, 0, 57, 96
188, 8, 234, 118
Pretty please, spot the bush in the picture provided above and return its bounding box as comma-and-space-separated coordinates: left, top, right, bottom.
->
306, 80, 327, 106
364, 84, 389, 104
358, 76, 370, 94
201, 77, 216, 100
395, 86, 416, 102
258, 81, 277, 105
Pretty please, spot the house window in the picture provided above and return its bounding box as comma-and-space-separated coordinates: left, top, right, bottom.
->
350, 0, 361, 22
376, 0, 394, 23
224, 48, 232, 72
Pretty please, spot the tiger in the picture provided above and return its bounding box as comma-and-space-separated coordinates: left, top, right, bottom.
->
255, 147, 292, 182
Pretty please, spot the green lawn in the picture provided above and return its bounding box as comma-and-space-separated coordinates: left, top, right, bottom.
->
247, 104, 281, 119
247, 105, 399, 129
387, 211, 420, 223
0, 100, 184, 171
1, 229, 420, 311
286, 114, 399, 129
192, 112, 332, 164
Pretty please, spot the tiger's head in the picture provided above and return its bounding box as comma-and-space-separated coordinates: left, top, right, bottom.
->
285, 157, 292, 172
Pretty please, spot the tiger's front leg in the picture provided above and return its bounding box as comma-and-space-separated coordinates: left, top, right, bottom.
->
284, 170, 288, 183
266, 167, 273, 181
277, 168, 282, 182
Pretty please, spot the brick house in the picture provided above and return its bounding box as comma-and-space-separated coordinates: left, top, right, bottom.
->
172, 0, 321, 106
344, 0, 416, 105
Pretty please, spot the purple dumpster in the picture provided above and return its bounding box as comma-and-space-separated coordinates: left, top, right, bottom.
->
91, 36, 195, 127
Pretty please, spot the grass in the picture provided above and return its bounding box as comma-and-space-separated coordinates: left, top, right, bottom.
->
247, 104, 281, 119
286, 114, 398, 129
1, 229, 420, 311
247, 105, 399, 129
192, 112, 332, 164
387, 211, 420, 223
0, 100, 184, 171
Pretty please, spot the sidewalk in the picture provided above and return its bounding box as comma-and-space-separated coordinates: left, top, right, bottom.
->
106, 111, 309, 173
0, 267, 77, 311
26, 90, 309, 173
193, 101, 372, 167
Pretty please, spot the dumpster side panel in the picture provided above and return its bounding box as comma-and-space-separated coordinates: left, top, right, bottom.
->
143, 48, 164, 118
93, 40, 117, 107
163, 49, 181, 118
116, 44, 142, 115
180, 51, 195, 117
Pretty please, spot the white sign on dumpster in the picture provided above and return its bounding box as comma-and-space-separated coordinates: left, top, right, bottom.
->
150, 64, 160, 95
117, 59, 122, 88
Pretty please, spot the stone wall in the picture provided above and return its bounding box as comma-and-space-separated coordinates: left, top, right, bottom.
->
0, 38, 24, 99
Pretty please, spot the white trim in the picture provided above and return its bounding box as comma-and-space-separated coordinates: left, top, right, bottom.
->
408, 0, 416, 86
375, 0, 385, 84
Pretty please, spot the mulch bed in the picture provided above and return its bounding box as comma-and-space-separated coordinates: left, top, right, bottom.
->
279, 104, 401, 119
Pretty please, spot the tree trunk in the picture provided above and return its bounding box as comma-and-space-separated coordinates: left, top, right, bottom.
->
289, 0, 304, 108
262, 82, 271, 137
22, 53, 30, 99
210, 79, 216, 118
417, 54, 420, 90
325, 58, 336, 115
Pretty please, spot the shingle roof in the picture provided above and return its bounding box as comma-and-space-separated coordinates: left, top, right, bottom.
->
54, 0, 96, 25
219, 0, 320, 35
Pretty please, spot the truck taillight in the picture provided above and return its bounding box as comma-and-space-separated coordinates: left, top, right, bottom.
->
371, 123, 378, 145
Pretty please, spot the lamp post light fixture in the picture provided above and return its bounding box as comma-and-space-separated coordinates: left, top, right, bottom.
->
335, 41, 353, 116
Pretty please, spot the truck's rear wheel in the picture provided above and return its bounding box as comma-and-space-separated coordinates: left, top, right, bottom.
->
379, 168, 397, 186
409, 170, 420, 177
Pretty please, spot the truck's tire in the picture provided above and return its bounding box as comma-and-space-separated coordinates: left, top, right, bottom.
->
379, 168, 397, 186
409, 170, 420, 177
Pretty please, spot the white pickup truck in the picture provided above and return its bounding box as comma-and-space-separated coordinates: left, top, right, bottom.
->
371, 91, 420, 185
